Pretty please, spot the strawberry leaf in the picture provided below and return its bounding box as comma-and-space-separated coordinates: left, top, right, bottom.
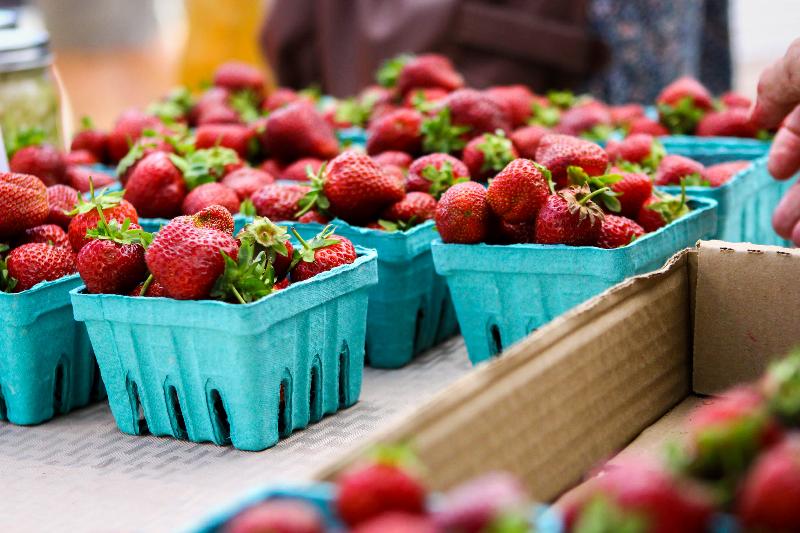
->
477, 130, 515, 173
68, 180, 125, 216
567, 166, 622, 212
580, 124, 615, 143
410, 90, 437, 114
80, 116, 94, 130
421, 108, 470, 154
289, 225, 340, 269
420, 160, 467, 199
239, 198, 257, 217
766, 350, 800, 426
0, 248, 16, 293
573, 496, 649, 533
6, 126, 46, 156
528, 102, 561, 128
147, 86, 194, 123
658, 96, 706, 134
546, 90, 577, 109
681, 173, 711, 187
376, 54, 412, 88
229, 89, 262, 123
174, 147, 239, 190
211, 240, 276, 304
640, 139, 666, 173
296, 162, 330, 218
646, 181, 690, 225
334, 97, 374, 128
85, 207, 153, 248
237, 217, 291, 265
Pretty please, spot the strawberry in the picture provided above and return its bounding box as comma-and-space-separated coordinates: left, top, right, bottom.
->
70, 117, 109, 163
738, 436, 800, 532
212, 61, 265, 102
365, 108, 423, 155
260, 159, 283, 178
462, 131, 519, 182
46, 184, 79, 229
720, 91, 752, 109
147, 86, 195, 124
372, 151, 413, 170
703, 161, 750, 187
761, 351, 800, 426
280, 158, 324, 182
609, 170, 653, 218
627, 117, 669, 136
129, 279, 167, 297
107, 108, 162, 163
298, 211, 329, 224
290, 226, 357, 282
65, 150, 98, 166
77, 217, 151, 295
435, 89, 511, 138
65, 165, 116, 193
491, 219, 536, 244
4, 243, 77, 292
402, 87, 449, 110
487, 159, 551, 223
636, 188, 689, 232
145, 208, 239, 300
0, 172, 49, 239
406, 153, 469, 198
236, 217, 294, 281
535, 134, 608, 188
510, 125, 550, 160
68, 188, 139, 252
123, 151, 187, 219
192, 87, 239, 126
654, 155, 705, 186
535, 186, 607, 246
435, 181, 491, 244
195, 124, 256, 159
263, 88, 309, 113
115, 130, 176, 185
563, 462, 714, 533
17, 224, 70, 249
264, 103, 339, 163
609, 104, 645, 126
597, 214, 645, 248
554, 101, 612, 138
222, 167, 274, 200
380, 192, 437, 227
696, 108, 759, 138
182, 183, 240, 215
9, 144, 66, 186
251, 184, 310, 222
657, 77, 714, 134
605, 133, 664, 170
483, 85, 536, 128
434, 472, 529, 533
224, 500, 324, 533
392, 53, 464, 96
352, 513, 437, 533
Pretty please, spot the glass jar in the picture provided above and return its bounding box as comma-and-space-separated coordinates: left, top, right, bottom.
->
0, 29, 62, 151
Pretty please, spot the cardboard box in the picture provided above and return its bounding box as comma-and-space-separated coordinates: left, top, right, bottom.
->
317, 240, 800, 502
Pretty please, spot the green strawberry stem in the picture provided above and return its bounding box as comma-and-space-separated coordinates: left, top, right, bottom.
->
578, 186, 611, 206
477, 130, 515, 173
421, 108, 470, 154
376, 54, 412, 88
295, 162, 330, 218
139, 273, 154, 296
211, 241, 276, 304
289, 225, 340, 269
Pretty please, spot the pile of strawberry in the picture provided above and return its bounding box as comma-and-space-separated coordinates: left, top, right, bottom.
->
563, 350, 800, 532
223, 448, 535, 533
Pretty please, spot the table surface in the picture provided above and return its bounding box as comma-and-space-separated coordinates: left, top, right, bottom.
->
0, 337, 472, 533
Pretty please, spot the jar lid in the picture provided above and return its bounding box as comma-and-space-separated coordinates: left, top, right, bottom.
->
0, 29, 51, 73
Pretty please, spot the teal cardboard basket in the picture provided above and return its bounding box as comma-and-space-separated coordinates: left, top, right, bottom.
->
433, 198, 718, 365
70, 249, 378, 451
0, 274, 103, 425
290, 220, 459, 369
661, 135, 770, 165
660, 156, 791, 246
336, 127, 368, 149
137, 214, 249, 234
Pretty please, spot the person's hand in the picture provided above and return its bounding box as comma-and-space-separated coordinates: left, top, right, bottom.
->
751, 38, 800, 244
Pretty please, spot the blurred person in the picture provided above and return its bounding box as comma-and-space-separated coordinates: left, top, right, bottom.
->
262, 0, 731, 103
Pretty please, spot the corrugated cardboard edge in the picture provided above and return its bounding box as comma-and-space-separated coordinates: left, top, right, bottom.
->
316, 247, 697, 500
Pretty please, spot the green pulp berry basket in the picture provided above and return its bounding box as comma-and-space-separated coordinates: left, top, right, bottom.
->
432, 198, 718, 365
0, 274, 103, 425
661, 135, 770, 165
70, 249, 378, 451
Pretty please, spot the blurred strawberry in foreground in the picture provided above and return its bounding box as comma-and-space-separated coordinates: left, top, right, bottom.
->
224, 499, 324, 533
703, 161, 750, 187
434, 472, 529, 533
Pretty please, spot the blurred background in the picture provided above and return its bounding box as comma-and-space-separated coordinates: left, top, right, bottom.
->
1, 0, 798, 131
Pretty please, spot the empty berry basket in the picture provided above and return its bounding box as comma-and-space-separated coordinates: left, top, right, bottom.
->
70, 248, 378, 451
0, 274, 103, 425
432, 198, 718, 365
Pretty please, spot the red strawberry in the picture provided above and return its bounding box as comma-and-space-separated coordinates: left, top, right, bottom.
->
510, 125, 550, 160
395, 53, 464, 96
251, 184, 310, 222
381, 192, 437, 226
406, 153, 469, 198
636, 189, 689, 232
366, 108, 423, 155
492, 219, 535, 244
115, 131, 176, 185
720, 91, 752, 109
222, 167, 275, 200
738, 436, 800, 532
77, 220, 149, 295
65, 166, 116, 193
597, 214, 645, 248
224, 500, 324, 533
627, 117, 669, 136
654, 155, 705, 186
193, 87, 240, 126
263, 88, 309, 113
372, 151, 413, 170
535, 186, 606, 246
609, 170, 653, 218
0, 172, 49, 239
605, 133, 661, 166
280, 158, 324, 182
436, 89, 511, 137
68, 189, 139, 252
107, 108, 161, 163
563, 462, 714, 533
9, 144, 66, 186
123, 151, 187, 219
657, 77, 714, 134
335, 459, 427, 527
260, 159, 284, 178
236, 217, 294, 281
696, 108, 759, 138
145, 210, 239, 300
554, 101, 612, 137
212, 61, 265, 101
290, 226, 357, 282
298, 210, 329, 224
46, 184, 79, 229
487, 159, 550, 223
535, 134, 608, 188
353, 513, 437, 533
65, 149, 99, 166
402, 87, 448, 109
462, 132, 519, 182
18, 224, 70, 249
182, 183, 240, 215
435, 181, 491, 244
703, 161, 750, 187
483, 85, 536, 128
189, 204, 235, 235
434, 472, 529, 533
264, 103, 339, 163
195, 124, 256, 159
5, 243, 77, 292
129, 279, 167, 297
609, 104, 646, 126
70, 118, 109, 163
